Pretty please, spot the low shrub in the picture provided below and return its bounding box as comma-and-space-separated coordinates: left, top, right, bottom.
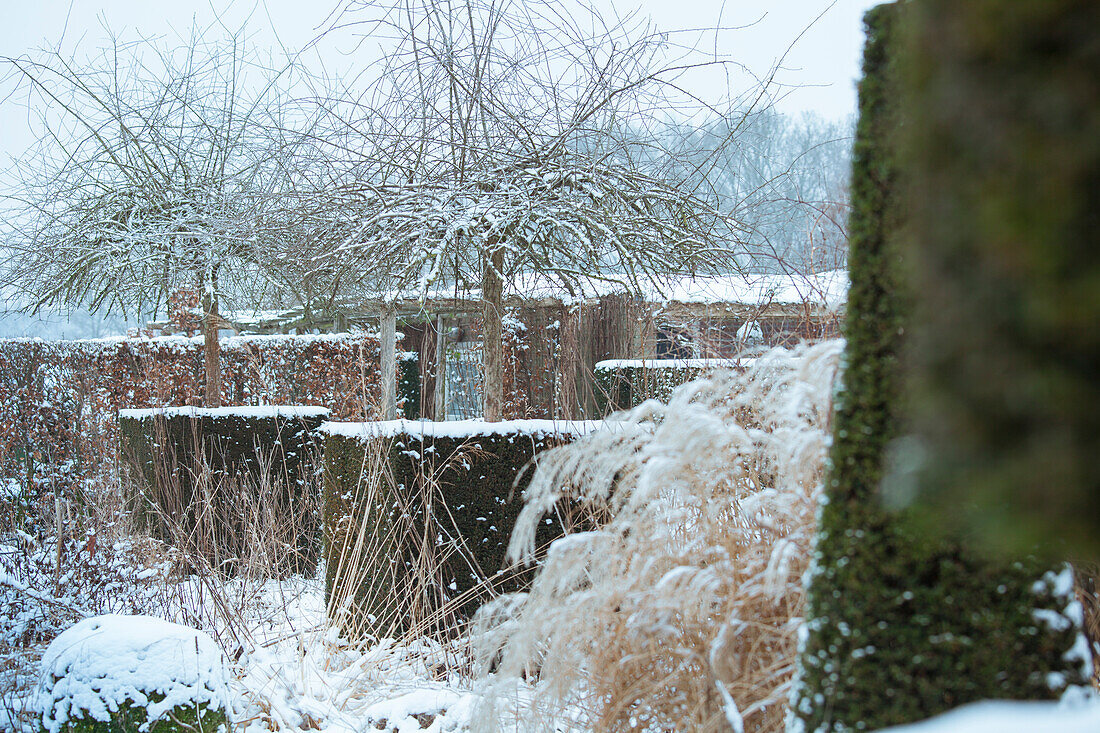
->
592, 358, 748, 413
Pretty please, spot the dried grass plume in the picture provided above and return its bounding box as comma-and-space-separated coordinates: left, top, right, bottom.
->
473, 339, 844, 732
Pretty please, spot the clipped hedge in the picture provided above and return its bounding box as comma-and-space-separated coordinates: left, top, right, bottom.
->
119, 406, 329, 575
791, 5, 1090, 731
0, 332, 381, 503
592, 358, 746, 413
321, 419, 597, 637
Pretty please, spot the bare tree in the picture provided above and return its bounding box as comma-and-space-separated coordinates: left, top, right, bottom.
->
687, 109, 853, 275
0, 29, 296, 406
295, 0, 747, 421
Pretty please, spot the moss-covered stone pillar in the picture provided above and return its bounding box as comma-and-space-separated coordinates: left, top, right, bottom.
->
790, 4, 1091, 730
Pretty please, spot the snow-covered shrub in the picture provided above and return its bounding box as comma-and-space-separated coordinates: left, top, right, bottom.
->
320, 419, 598, 641
35, 615, 230, 733
474, 340, 844, 732
0, 534, 174, 650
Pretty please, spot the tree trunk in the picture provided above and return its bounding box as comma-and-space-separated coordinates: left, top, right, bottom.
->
203, 291, 222, 408
433, 315, 447, 421
481, 245, 505, 422
380, 305, 398, 420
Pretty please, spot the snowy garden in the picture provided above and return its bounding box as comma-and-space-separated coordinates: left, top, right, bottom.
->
2, 0, 1099, 732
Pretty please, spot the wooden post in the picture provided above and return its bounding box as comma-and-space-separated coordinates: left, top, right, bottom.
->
632, 305, 656, 359
380, 305, 397, 420
433, 315, 447, 420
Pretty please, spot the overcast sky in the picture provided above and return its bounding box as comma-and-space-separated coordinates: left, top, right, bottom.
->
0, 1, 879, 137
0, 0, 878, 336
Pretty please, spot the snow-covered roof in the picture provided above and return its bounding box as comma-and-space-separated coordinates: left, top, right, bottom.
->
370, 269, 848, 309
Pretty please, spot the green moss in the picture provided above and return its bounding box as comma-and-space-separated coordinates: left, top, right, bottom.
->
323, 425, 581, 639
791, 5, 1090, 730
44, 697, 226, 733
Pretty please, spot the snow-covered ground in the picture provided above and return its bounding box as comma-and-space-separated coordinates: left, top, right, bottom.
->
228, 578, 481, 733
3, 519, 1099, 733
11, 573, 1099, 733
883, 696, 1100, 733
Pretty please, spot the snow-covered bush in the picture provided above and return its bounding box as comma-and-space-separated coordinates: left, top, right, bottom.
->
474, 340, 844, 732
35, 615, 230, 733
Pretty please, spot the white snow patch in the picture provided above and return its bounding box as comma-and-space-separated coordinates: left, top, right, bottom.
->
361, 688, 476, 731
880, 698, 1100, 733
594, 357, 755, 370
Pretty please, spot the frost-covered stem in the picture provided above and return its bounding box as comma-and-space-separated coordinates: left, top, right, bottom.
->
380, 305, 397, 420
203, 268, 222, 408
53, 493, 63, 594
481, 243, 505, 422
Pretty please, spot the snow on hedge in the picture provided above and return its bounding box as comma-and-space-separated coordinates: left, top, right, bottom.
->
0, 331, 380, 351
319, 418, 603, 441
594, 357, 753, 370
119, 406, 331, 420
35, 615, 231, 733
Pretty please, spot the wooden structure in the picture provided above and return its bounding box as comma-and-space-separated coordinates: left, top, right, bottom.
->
150, 271, 847, 419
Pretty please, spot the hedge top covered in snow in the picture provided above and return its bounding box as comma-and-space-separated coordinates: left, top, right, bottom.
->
35, 615, 231, 733
594, 357, 754, 370
119, 405, 331, 420
319, 418, 602, 441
